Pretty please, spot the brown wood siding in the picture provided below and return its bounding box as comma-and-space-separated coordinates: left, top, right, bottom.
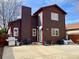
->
31, 16, 38, 42
21, 6, 31, 40
43, 6, 66, 43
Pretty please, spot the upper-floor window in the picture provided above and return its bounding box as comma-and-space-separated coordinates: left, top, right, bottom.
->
51, 28, 59, 36
51, 12, 59, 21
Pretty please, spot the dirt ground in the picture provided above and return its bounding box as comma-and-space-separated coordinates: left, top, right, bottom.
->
2, 45, 79, 59
0, 47, 3, 59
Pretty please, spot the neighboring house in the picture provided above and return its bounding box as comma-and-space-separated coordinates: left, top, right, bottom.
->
66, 23, 79, 43
8, 4, 67, 45
8, 6, 31, 41
32, 4, 67, 45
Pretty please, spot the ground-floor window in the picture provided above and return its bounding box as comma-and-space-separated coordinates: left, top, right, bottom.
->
13, 27, 19, 36
51, 28, 59, 36
32, 29, 36, 36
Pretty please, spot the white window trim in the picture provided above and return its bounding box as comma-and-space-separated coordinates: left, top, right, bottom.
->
13, 27, 19, 36
32, 29, 36, 36
51, 12, 59, 21
51, 28, 59, 36
38, 12, 43, 26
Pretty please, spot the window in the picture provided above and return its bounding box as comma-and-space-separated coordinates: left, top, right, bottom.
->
51, 28, 59, 36
13, 27, 19, 36
32, 29, 36, 36
51, 12, 59, 21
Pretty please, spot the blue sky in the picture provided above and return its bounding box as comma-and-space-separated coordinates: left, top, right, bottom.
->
23, 0, 79, 24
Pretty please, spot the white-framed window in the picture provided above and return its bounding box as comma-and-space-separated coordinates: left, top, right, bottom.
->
51, 28, 59, 36
51, 12, 59, 21
32, 29, 36, 36
13, 27, 19, 36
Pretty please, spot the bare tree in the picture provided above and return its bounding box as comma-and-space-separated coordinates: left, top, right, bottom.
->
0, 0, 22, 28
0, 25, 2, 29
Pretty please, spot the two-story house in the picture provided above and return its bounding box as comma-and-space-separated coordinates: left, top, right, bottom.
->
32, 4, 67, 45
8, 4, 66, 45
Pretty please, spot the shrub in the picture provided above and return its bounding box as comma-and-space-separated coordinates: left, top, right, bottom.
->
0, 28, 8, 46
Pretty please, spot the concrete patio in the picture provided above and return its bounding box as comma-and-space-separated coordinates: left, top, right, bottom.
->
2, 45, 79, 59
0, 47, 3, 59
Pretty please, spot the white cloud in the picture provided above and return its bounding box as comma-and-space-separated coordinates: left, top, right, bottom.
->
45, 0, 65, 5
4, 0, 8, 2
66, 0, 73, 3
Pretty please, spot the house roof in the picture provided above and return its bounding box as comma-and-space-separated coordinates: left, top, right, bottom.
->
66, 23, 79, 30
33, 4, 67, 15
9, 19, 21, 23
